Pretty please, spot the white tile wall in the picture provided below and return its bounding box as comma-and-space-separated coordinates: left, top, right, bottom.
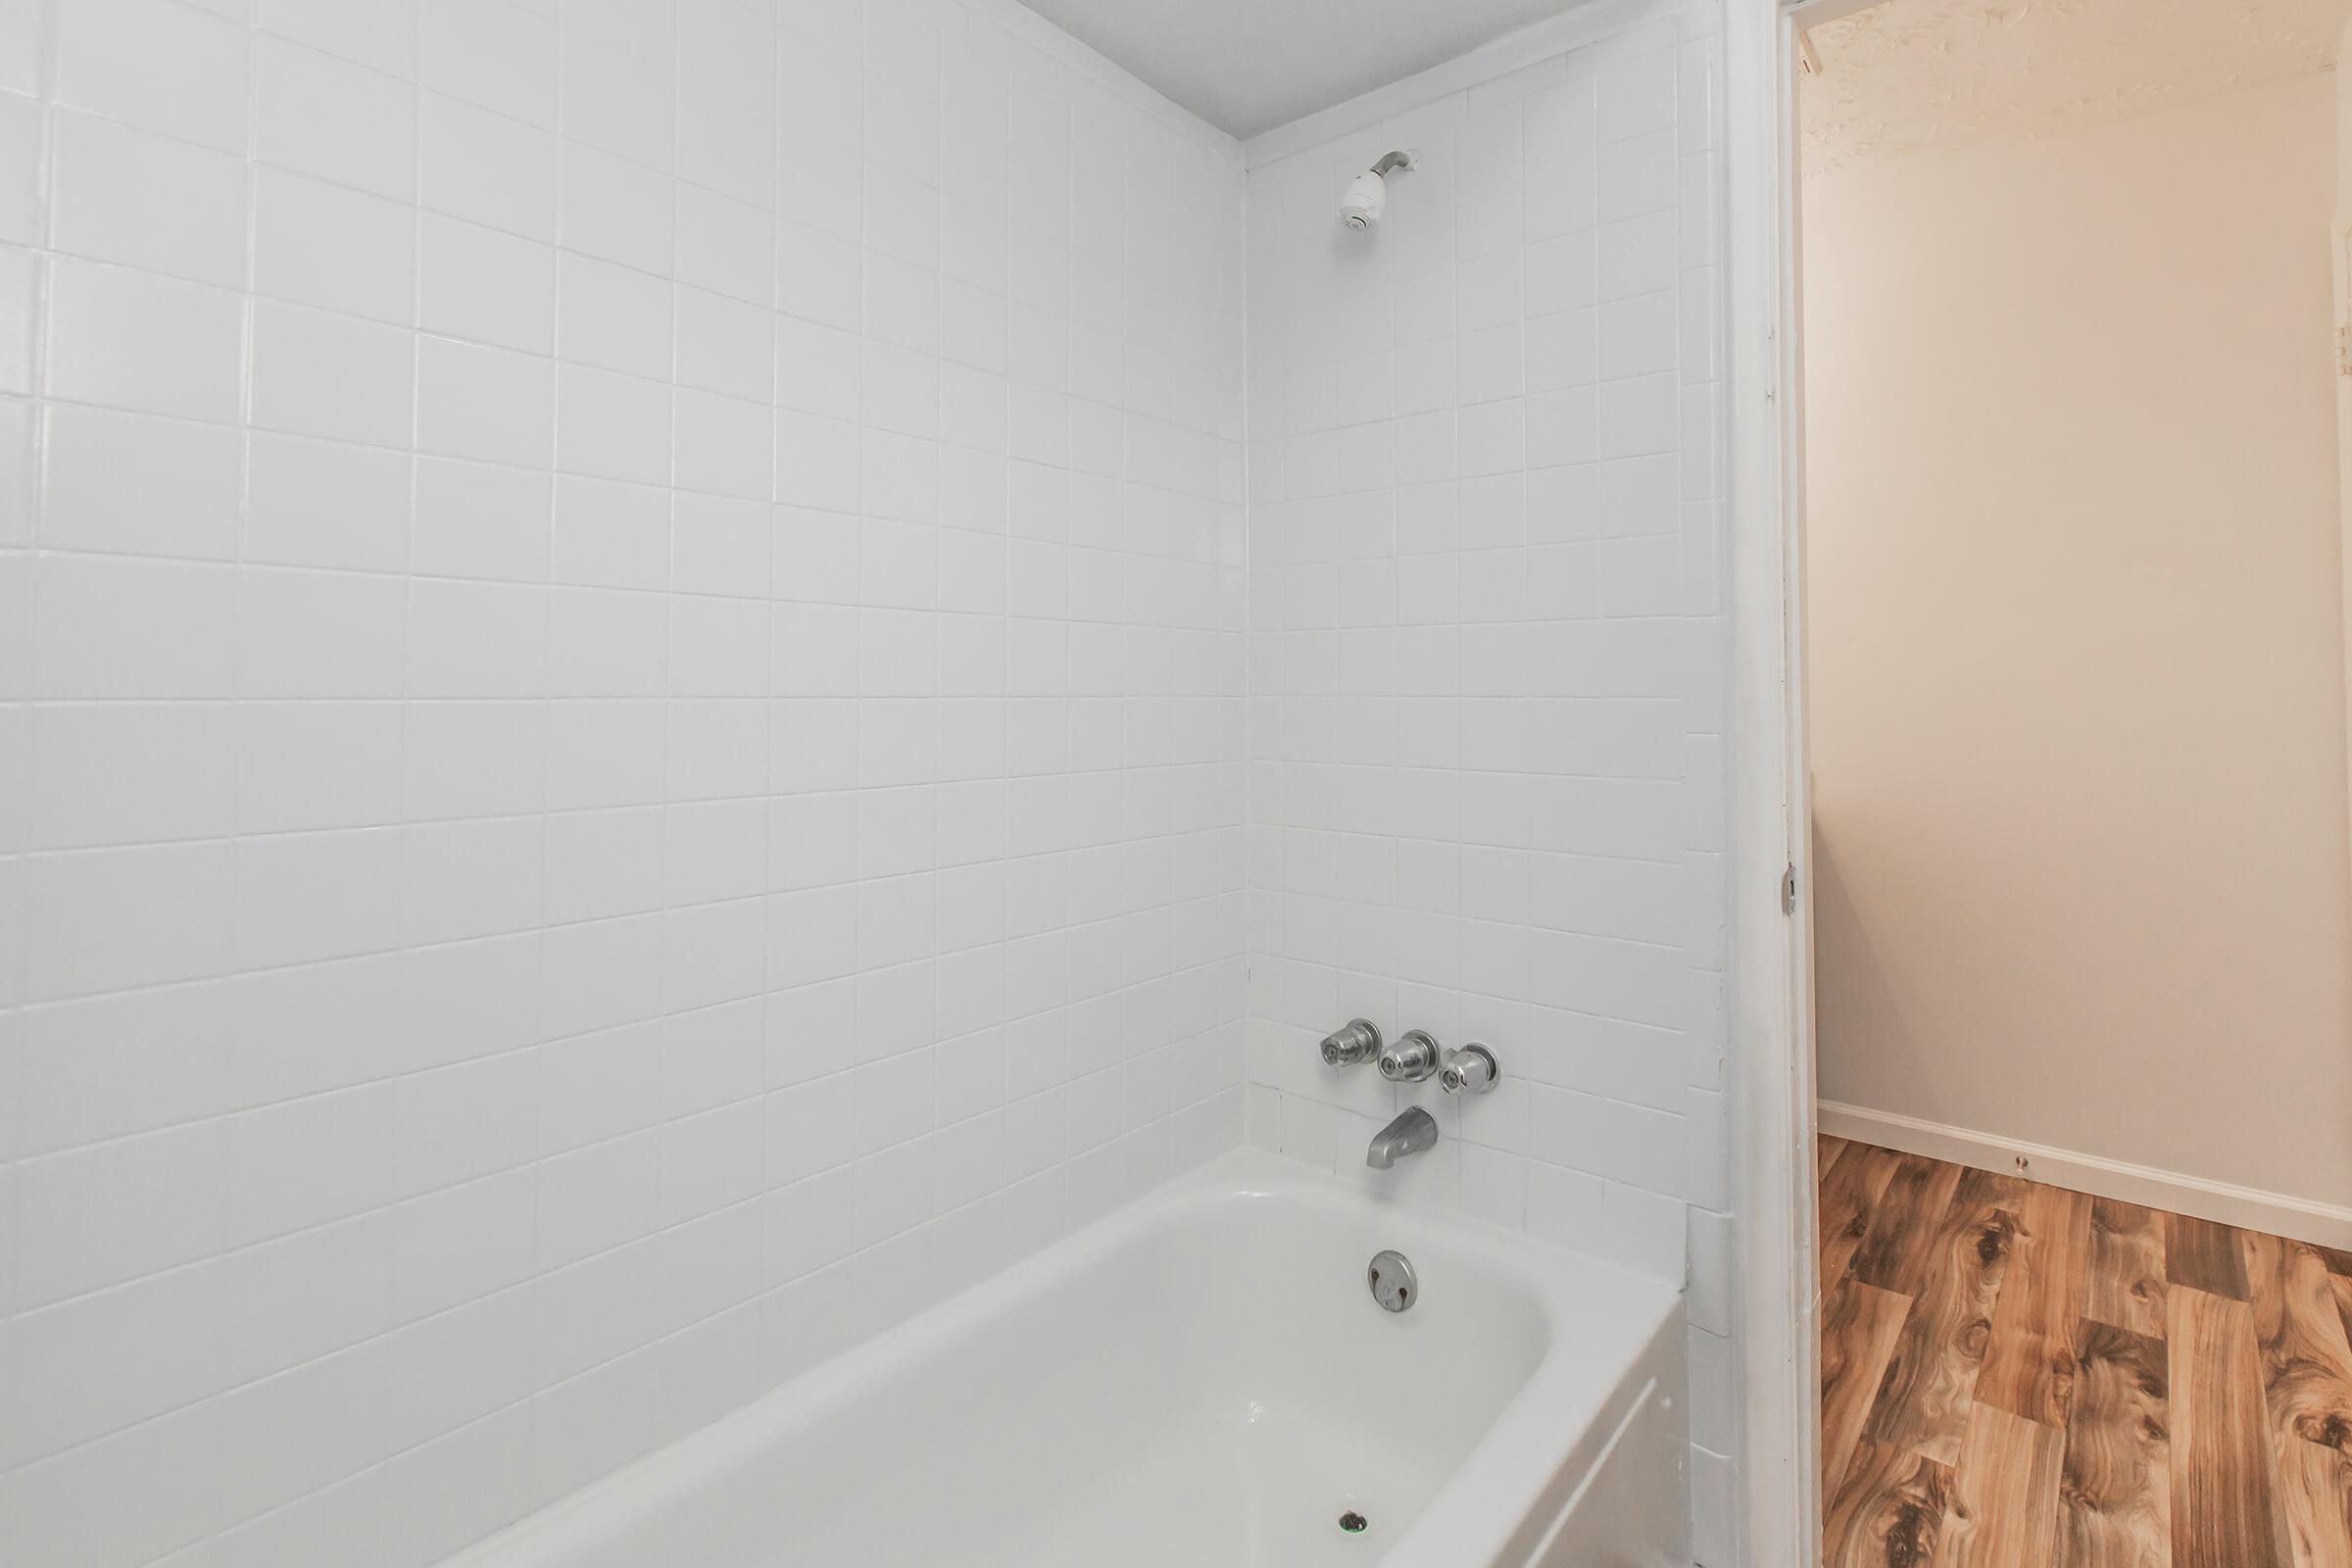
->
0, 0, 1247, 1562
1235, 4, 1736, 1558
0, 0, 1755, 1561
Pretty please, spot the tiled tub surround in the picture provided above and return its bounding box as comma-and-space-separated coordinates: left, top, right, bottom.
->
0, 0, 1248, 1563
1237, 5, 1735, 1558
0, 0, 1747, 1564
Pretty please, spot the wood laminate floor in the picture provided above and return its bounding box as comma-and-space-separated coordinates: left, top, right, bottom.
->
1818, 1137, 2352, 1568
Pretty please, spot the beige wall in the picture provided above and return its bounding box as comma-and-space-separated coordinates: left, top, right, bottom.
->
1803, 73, 2352, 1207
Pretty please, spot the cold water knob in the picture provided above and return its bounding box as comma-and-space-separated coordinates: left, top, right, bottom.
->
1440, 1043, 1498, 1096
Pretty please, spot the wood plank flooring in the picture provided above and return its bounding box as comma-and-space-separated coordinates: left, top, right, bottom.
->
1819, 1140, 2352, 1568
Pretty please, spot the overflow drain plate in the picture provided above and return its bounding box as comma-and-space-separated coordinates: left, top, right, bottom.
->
1338, 1509, 1370, 1536
1367, 1250, 1416, 1313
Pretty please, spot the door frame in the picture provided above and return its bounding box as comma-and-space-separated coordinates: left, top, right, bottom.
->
1724, 0, 1833, 1561
2336, 209, 2352, 888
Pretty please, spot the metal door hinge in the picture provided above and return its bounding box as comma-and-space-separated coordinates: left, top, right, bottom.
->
2338, 325, 2352, 376
1781, 864, 1796, 915
1796, 27, 1823, 77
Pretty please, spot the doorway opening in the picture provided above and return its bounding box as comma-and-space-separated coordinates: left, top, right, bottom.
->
1785, 0, 2352, 1558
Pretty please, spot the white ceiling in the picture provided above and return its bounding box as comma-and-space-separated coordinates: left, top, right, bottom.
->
1802, 0, 2350, 172
1013, 0, 1581, 139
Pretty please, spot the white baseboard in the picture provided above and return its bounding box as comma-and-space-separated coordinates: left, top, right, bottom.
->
1817, 1100, 2352, 1251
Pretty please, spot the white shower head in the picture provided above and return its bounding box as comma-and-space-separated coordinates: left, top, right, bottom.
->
1340, 150, 1415, 230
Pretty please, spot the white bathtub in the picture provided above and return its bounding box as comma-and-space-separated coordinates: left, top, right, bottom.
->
445, 1150, 1688, 1567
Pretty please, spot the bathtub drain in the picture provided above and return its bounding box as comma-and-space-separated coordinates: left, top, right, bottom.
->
1339, 1511, 1369, 1535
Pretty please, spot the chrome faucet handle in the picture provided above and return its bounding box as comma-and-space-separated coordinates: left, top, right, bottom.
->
1377, 1029, 1442, 1082
1320, 1018, 1383, 1067
1440, 1043, 1498, 1095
